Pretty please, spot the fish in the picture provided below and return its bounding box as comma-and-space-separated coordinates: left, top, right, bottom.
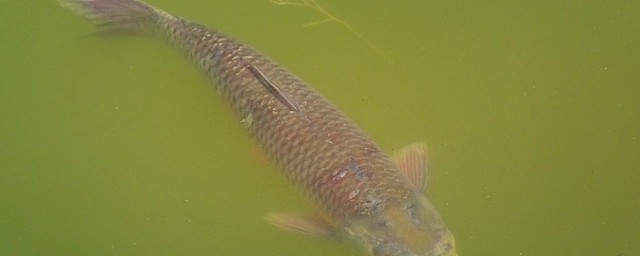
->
58, 0, 458, 255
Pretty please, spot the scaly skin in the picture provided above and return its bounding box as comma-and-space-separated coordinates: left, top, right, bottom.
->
60, 1, 457, 255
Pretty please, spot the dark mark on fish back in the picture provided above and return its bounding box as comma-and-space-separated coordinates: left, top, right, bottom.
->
248, 64, 299, 112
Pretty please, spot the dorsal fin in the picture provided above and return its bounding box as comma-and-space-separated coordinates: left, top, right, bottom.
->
248, 64, 299, 112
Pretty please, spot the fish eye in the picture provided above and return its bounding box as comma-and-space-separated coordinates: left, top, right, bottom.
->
373, 217, 391, 229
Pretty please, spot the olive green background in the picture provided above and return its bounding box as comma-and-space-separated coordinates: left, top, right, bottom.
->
1, 0, 639, 255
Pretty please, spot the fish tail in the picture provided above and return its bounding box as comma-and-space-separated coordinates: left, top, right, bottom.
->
59, 0, 160, 34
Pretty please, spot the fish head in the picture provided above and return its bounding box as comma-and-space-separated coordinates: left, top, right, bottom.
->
344, 194, 457, 256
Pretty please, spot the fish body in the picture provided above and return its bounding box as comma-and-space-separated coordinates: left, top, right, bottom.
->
59, 1, 457, 255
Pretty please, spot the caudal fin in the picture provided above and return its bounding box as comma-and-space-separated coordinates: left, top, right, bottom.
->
59, 0, 158, 34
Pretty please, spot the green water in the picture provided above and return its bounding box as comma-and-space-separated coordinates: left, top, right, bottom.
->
2, 0, 639, 255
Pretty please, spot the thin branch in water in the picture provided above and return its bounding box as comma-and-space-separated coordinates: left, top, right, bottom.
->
269, 0, 384, 56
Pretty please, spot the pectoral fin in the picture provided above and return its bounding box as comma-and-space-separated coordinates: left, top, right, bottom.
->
264, 212, 336, 238
392, 142, 429, 193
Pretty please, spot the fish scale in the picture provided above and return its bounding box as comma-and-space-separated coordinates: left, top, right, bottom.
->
155, 9, 415, 220
60, 0, 457, 255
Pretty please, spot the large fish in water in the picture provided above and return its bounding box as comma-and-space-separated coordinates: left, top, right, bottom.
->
59, 0, 458, 255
